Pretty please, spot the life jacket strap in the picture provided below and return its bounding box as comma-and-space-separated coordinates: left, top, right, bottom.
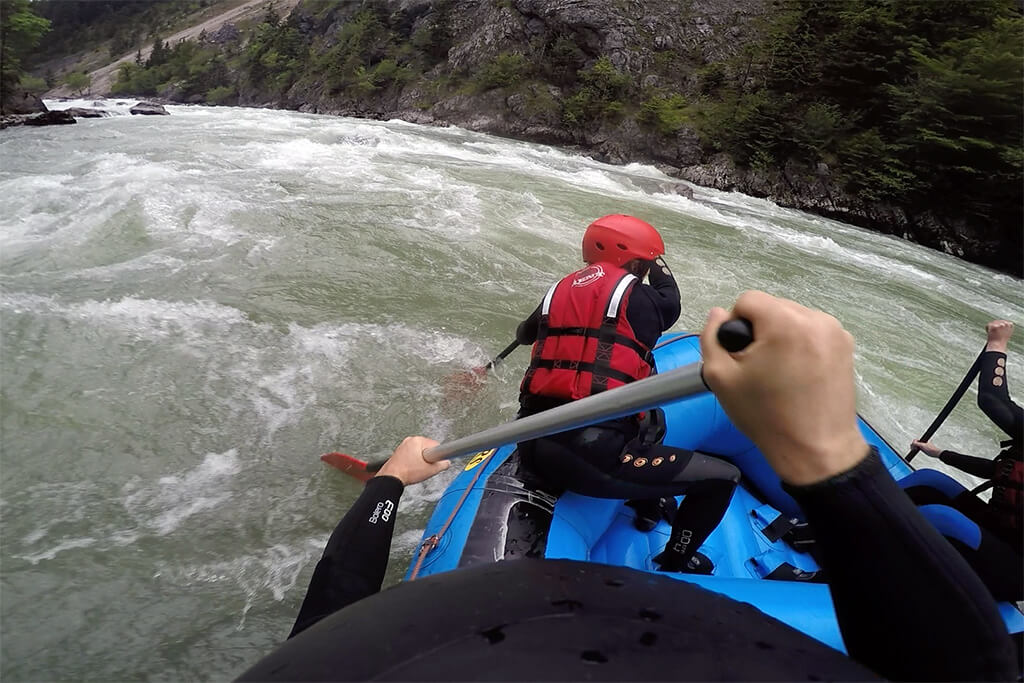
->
530, 358, 637, 386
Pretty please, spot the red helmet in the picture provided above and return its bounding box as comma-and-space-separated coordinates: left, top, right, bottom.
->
582, 214, 665, 266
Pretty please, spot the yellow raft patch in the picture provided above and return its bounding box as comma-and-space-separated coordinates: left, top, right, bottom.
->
463, 449, 496, 471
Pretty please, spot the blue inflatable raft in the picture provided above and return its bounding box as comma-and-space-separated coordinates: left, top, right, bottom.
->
408, 332, 1024, 651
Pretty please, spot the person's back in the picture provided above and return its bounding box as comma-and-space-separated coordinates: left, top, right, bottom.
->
521, 260, 657, 403
516, 214, 680, 420
515, 215, 738, 573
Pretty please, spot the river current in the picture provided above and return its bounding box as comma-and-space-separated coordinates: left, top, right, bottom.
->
1, 100, 1020, 680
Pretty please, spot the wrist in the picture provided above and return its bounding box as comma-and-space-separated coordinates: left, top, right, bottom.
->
783, 446, 882, 496
986, 341, 1008, 353
374, 463, 407, 486
766, 430, 870, 486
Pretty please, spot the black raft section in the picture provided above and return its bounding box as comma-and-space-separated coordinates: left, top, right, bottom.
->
237, 559, 877, 681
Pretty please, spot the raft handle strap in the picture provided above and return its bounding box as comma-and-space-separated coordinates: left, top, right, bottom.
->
761, 514, 816, 549
408, 449, 498, 580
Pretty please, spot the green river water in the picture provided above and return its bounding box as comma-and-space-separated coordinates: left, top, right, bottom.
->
1, 101, 1020, 680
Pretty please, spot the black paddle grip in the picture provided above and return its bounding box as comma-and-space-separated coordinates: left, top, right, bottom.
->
716, 318, 754, 353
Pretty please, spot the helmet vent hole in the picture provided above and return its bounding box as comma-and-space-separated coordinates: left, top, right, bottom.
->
595, 242, 605, 250
617, 243, 628, 250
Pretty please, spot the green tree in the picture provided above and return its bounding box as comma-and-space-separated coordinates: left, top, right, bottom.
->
639, 93, 690, 136
65, 70, 90, 95
0, 0, 51, 102
563, 56, 630, 128
888, 14, 1023, 218
147, 36, 168, 68
474, 52, 528, 91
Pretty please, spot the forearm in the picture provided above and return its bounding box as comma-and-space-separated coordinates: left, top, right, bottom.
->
516, 305, 540, 346
289, 476, 405, 638
977, 351, 1023, 441
939, 450, 997, 479
645, 258, 680, 330
787, 449, 1015, 681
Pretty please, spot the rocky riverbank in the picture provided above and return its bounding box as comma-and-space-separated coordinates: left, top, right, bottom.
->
0, 91, 170, 129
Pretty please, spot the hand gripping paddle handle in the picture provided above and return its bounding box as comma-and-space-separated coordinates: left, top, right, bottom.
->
717, 318, 754, 352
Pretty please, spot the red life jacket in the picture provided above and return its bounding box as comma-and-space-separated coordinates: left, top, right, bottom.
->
521, 263, 653, 401
989, 442, 1023, 535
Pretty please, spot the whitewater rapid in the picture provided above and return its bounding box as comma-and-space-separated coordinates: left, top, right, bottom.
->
0, 100, 1020, 680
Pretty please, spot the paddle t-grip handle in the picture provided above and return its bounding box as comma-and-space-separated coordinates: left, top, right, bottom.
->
716, 318, 754, 352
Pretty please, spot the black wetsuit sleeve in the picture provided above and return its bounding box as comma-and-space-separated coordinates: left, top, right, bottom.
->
625, 259, 681, 347
516, 304, 541, 346
977, 351, 1023, 441
644, 258, 681, 331
786, 448, 1016, 681
288, 475, 405, 638
939, 450, 998, 479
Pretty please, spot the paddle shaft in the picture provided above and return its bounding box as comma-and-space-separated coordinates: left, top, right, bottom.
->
484, 340, 520, 370
424, 361, 704, 462
421, 318, 754, 464
905, 346, 986, 463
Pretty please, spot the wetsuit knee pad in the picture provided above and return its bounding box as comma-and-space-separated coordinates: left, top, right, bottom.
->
520, 436, 641, 499
676, 453, 741, 484
918, 504, 982, 550
899, 469, 969, 499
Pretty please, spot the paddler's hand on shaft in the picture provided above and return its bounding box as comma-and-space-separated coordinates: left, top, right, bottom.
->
700, 290, 868, 485
910, 440, 942, 458
375, 436, 449, 485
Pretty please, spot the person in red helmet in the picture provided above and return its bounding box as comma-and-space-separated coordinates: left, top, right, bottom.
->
515, 215, 740, 573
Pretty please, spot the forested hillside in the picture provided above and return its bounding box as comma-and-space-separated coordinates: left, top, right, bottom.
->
10, 0, 1023, 275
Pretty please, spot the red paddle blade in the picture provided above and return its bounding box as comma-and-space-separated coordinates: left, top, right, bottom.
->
320, 452, 373, 482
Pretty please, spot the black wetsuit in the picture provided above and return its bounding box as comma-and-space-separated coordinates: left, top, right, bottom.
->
902, 350, 1023, 600
257, 448, 1018, 681
515, 259, 738, 571
289, 475, 404, 638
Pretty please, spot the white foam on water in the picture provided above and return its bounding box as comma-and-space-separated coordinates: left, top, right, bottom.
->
284, 320, 488, 371
152, 539, 323, 626
21, 527, 49, 545
122, 449, 242, 536
1, 290, 487, 451
2, 480, 147, 565
234, 320, 489, 441
250, 137, 354, 170
5, 482, 95, 552
730, 216, 941, 282
252, 363, 317, 442
1, 147, 258, 273
44, 98, 133, 115
391, 528, 428, 555
394, 166, 484, 236
154, 541, 315, 600
88, 296, 248, 345
15, 537, 98, 564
